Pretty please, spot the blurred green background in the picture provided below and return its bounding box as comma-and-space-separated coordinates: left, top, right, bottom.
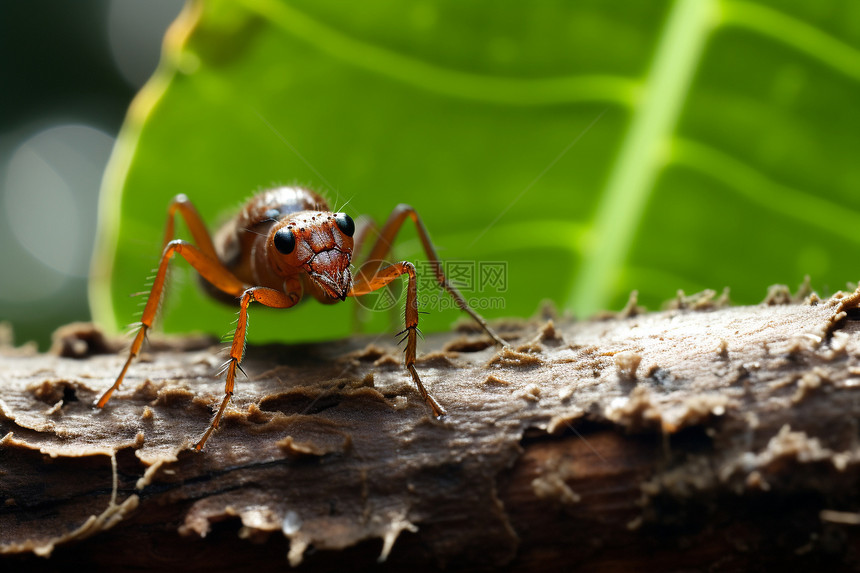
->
3, 0, 859, 349
0, 0, 184, 349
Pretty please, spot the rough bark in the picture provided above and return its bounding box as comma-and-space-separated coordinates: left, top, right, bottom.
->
2, 286, 860, 572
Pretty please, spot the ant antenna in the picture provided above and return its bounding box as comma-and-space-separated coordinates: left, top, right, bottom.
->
251, 107, 340, 202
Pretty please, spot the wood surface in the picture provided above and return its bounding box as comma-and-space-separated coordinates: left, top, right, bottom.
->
2, 287, 860, 571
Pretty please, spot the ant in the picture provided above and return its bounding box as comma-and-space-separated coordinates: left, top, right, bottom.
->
97, 187, 508, 450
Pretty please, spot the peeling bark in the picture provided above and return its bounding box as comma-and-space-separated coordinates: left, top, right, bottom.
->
2, 288, 860, 571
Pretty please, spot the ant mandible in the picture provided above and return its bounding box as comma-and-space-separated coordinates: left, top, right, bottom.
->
97, 187, 508, 450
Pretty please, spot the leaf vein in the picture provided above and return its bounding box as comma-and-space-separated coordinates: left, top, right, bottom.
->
239, 0, 640, 106
670, 137, 860, 244
720, 0, 860, 82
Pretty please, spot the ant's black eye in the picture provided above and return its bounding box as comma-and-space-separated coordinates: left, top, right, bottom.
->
274, 228, 296, 255
335, 213, 355, 237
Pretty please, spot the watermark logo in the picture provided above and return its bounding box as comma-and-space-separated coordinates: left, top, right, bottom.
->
478, 261, 507, 292
352, 259, 507, 313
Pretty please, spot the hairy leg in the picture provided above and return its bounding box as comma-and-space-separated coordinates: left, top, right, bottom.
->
194, 283, 301, 450
97, 240, 249, 408
349, 261, 445, 417
357, 204, 507, 346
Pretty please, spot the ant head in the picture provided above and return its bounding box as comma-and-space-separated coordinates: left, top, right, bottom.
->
269, 211, 355, 300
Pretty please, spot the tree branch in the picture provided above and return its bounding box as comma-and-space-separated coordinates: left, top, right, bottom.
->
2, 287, 860, 571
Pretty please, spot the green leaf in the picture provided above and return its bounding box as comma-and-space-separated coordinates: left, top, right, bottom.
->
91, 0, 860, 344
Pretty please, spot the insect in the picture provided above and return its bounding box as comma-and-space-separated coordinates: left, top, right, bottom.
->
97, 187, 507, 450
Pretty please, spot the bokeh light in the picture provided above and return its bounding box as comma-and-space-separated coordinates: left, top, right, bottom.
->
108, 0, 184, 88
0, 0, 182, 348
4, 124, 114, 281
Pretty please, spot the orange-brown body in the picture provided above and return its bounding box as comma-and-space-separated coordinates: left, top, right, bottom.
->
98, 186, 507, 450
204, 187, 353, 305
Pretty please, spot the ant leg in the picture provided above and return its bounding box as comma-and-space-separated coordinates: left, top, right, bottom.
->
349, 261, 445, 418
161, 194, 218, 257
359, 204, 507, 347
100, 195, 228, 406
97, 240, 248, 408
194, 284, 300, 451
